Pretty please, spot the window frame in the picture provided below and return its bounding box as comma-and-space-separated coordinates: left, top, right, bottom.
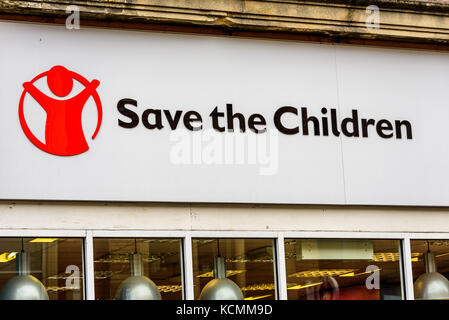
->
1, 229, 449, 300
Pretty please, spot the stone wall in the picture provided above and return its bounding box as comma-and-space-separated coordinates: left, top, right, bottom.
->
0, 0, 448, 45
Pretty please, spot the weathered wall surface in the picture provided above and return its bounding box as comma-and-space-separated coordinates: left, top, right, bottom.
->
0, 0, 449, 45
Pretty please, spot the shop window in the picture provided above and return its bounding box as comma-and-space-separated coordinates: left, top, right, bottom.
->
93, 238, 183, 300
284, 239, 403, 300
192, 238, 277, 300
0, 237, 84, 300
411, 240, 449, 300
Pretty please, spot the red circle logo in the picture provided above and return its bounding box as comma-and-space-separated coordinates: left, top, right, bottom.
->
18, 65, 102, 156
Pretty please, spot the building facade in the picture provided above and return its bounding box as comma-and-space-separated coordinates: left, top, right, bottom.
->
1, 0, 449, 301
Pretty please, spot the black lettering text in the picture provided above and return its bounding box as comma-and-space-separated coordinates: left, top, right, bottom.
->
376, 119, 393, 138
395, 120, 413, 139
273, 106, 299, 135
248, 114, 266, 133
209, 107, 225, 132
341, 110, 360, 137
184, 111, 202, 131
226, 104, 245, 132
142, 109, 163, 130
301, 107, 320, 136
117, 98, 139, 128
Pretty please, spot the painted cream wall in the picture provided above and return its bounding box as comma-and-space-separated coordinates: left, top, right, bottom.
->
0, 201, 448, 233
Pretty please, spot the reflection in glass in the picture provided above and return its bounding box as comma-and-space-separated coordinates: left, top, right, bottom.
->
192, 238, 277, 300
93, 238, 183, 300
284, 239, 403, 300
0, 238, 84, 300
411, 240, 449, 299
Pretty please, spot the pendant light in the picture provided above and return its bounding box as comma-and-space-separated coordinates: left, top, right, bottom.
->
0, 238, 49, 300
414, 241, 449, 300
115, 239, 161, 300
199, 239, 243, 300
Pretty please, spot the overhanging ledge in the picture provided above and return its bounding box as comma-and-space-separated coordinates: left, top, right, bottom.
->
0, 0, 449, 47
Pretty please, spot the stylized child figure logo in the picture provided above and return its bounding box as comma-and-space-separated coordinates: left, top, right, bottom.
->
19, 65, 102, 156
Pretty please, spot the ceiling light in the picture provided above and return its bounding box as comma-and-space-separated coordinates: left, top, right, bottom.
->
339, 268, 381, 277
240, 283, 276, 291
197, 270, 246, 278
0, 252, 48, 300
143, 239, 180, 244
429, 240, 449, 247
411, 252, 448, 262
374, 252, 420, 262
414, 249, 449, 300
240, 283, 319, 291
199, 256, 243, 300
46, 284, 183, 294
287, 282, 323, 290
288, 269, 355, 278
30, 238, 58, 243
244, 294, 272, 300
226, 258, 273, 263
115, 253, 161, 300
157, 285, 183, 293
46, 286, 79, 292
7, 252, 17, 259
95, 253, 161, 264
339, 272, 355, 277
0, 252, 17, 263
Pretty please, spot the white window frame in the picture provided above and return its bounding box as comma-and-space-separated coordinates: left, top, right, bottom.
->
0, 229, 448, 300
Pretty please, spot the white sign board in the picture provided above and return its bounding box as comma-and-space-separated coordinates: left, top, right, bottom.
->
1, 21, 448, 205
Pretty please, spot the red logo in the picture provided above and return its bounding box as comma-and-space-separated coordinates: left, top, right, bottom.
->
19, 65, 102, 156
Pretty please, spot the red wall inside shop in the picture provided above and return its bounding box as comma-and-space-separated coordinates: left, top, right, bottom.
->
338, 285, 380, 300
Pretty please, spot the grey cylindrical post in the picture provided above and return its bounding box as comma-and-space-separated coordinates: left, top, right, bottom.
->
129, 253, 144, 277
16, 252, 30, 276
424, 252, 437, 273
213, 256, 226, 279
115, 253, 161, 300
199, 256, 243, 300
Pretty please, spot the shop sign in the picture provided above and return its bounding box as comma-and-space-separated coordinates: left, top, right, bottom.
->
1, 22, 448, 205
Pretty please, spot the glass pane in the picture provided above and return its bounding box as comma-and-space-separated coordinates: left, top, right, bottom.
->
284, 239, 403, 300
93, 238, 183, 300
192, 238, 276, 300
0, 237, 84, 300
411, 240, 449, 300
